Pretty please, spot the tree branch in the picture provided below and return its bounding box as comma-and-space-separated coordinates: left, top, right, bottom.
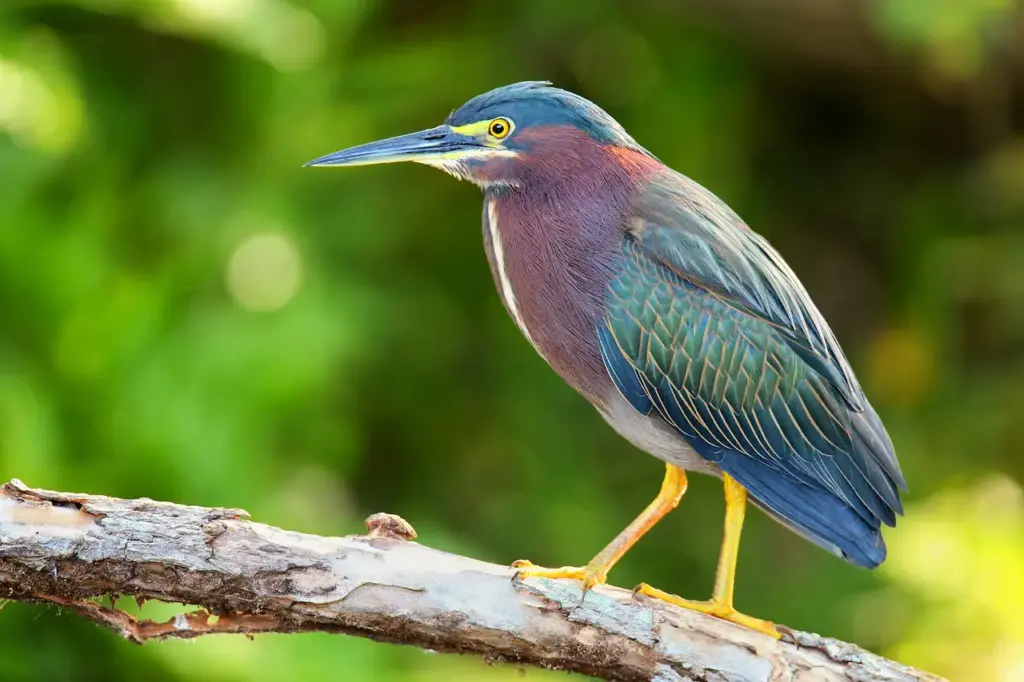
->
0, 479, 942, 682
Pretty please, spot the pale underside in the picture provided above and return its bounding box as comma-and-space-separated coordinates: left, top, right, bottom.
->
598, 389, 722, 476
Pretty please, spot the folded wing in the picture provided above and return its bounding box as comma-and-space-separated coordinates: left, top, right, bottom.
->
598, 172, 906, 568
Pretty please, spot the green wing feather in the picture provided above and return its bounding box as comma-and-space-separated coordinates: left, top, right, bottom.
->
630, 176, 868, 411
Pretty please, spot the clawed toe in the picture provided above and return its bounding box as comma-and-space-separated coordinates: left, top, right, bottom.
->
510, 560, 605, 592
633, 582, 780, 639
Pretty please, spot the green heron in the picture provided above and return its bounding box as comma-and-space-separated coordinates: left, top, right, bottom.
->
306, 82, 907, 637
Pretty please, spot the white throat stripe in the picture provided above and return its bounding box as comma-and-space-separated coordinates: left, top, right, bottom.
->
487, 200, 535, 346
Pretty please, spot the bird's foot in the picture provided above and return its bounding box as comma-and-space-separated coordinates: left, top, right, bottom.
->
633, 583, 780, 639
511, 560, 607, 594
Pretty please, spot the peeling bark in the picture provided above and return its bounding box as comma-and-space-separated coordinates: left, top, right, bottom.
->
0, 479, 943, 682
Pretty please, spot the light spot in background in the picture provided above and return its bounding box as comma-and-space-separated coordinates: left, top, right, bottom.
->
882, 475, 1024, 681
159, 0, 325, 71
995, 641, 1024, 682
866, 326, 936, 406
226, 232, 304, 312
0, 50, 84, 152
871, 0, 1016, 84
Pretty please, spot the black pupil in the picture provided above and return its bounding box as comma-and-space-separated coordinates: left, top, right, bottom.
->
492, 122, 505, 135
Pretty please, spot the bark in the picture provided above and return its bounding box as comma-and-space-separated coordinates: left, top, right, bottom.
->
0, 479, 944, 682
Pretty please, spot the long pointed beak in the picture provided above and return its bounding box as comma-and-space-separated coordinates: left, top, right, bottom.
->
304, 125, 488, 168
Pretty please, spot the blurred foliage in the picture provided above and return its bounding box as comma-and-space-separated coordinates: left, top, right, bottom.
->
0, 1, 1022, 680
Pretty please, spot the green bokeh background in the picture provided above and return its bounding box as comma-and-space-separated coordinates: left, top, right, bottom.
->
1, 1, 1022, 681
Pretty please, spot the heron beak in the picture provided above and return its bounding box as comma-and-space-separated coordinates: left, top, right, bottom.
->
304, 125, 495, 168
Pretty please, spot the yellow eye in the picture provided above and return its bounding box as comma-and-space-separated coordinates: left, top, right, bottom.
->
488, 118, 512, 139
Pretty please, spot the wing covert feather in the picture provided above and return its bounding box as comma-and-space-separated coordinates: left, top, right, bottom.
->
632, 176, 867, 413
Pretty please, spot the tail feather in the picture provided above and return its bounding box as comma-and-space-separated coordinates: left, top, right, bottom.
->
718, 451, 888, 568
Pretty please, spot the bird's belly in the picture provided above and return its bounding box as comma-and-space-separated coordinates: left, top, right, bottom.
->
598, 389, 721, 476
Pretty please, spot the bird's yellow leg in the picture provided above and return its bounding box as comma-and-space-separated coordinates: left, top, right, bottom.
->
513, 464, 688, 592
635, 474, 780, 638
